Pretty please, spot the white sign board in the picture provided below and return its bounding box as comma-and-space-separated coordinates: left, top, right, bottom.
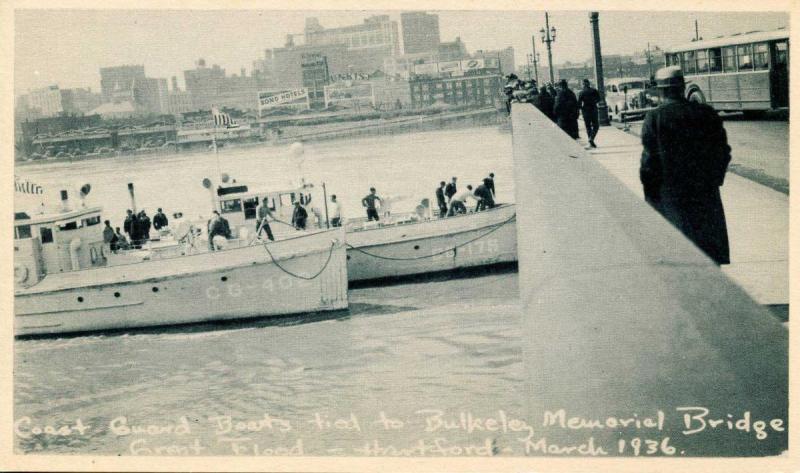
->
257, 89, 310, 112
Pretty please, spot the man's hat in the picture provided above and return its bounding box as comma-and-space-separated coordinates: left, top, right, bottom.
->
655, 66, 685, 88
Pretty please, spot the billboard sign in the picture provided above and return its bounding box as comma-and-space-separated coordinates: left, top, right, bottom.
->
323, 83, 375, 109
460, 59, 486, 71
438, 61, 462, 73
412, 63, 439, 76
257, 89, 310, 112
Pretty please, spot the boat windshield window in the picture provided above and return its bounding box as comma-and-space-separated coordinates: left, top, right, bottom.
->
40, 227, 54, 243
58, 221, 78, 231
280, 193, 295, 207
221, 199, 242, 214
15, 225, 32, 240
82, 216, 101, 226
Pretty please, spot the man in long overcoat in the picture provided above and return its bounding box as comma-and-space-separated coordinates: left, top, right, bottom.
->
554, 79, 580, 139
640, 66, 732, 265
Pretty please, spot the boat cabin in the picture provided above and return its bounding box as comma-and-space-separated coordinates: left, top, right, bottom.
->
14, 198, 108, 288
215, 182, 319, 237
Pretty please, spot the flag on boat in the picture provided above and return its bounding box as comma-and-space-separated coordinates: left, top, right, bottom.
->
211, 107, 236, 128
14, 175, 44, 195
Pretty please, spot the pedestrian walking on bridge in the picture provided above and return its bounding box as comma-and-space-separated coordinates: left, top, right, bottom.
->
640, 66, 732, 265
578, 79, 601, 148
554, 80, 580, 139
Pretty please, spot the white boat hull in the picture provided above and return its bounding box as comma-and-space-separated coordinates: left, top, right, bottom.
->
15, 229, 348, 336
345, 204, 517, 282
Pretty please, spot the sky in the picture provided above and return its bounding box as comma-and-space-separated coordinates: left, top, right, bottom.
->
14, 9, 789, 94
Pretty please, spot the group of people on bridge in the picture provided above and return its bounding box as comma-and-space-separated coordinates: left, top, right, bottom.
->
505, 75, 602, 148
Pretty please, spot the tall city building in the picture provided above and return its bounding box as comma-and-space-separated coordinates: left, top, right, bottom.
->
99, 65, 146, 102
25, 85, 64, 117
400, 11, 440, 55
301, 53, 330, 108
437, 37, 469, 61
133, 77, 169, 115
183, 59, 227, 111
303, 15, 400, 73
473, 47, 515, 75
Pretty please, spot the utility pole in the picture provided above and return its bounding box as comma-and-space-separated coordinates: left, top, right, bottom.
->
540, 12, 556, 84
646, 42, 654, 79
531, 35, 540, 83
695, 19, 700, 41
589, 12, 610, 126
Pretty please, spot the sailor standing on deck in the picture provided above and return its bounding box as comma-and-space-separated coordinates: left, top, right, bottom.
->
361, 187, 382, 222
292, 201, 309, 230
256, 197, 276, 241
329, 194, 343, 227
153, 208, 169, 231
435, 181, 448, 218
444, 177, 457, 204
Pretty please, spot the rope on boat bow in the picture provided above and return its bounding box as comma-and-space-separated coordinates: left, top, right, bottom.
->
345, 212, 517, 261
260, 240, 338, 280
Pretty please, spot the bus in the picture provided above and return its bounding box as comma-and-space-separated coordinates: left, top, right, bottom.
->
664, 28, 789, 114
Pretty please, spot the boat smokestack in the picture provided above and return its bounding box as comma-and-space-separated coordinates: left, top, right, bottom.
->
127, 183, 137, 213
60, 190, 70, 212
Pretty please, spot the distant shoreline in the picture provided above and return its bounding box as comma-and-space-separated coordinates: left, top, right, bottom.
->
16, 107, 505, 168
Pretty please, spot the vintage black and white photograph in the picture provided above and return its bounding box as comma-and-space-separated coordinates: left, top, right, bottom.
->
5, 1, 793, 469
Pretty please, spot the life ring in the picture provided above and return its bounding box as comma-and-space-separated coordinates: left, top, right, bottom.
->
14, 264, 29, 284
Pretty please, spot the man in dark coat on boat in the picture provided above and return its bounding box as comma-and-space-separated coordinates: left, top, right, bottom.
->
435, 181, 448, 218
123, 209, 134, 239
474, 179, 496, 211
139, 210, 152, 242
444, 177, 457, 204
554, 79, 580, 139
208, 211, 232, 250
292, 201, 308, 230
153, 208, 169, 231
640, 66, 732, 265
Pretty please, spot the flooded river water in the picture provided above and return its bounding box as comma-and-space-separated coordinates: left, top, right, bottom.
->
14, 126, 530, 456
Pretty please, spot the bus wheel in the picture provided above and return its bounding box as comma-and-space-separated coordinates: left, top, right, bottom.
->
688, 90, 706, 104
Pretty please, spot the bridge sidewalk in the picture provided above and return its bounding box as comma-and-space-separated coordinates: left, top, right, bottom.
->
579, 122, 788, 306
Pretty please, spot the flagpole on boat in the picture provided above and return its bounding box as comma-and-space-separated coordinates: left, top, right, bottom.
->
322, 182, 330, 229
213, 118, 222, 181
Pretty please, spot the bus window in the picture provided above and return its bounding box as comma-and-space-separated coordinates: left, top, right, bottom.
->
683, 51, 697, 74
753, 43, 769, 70
221, 199, 242, 214
696, 50, 709, 73
708, 48, 722, 72
722, 47, 737, 72
40, 227, 53, 244
737, 44, 753, 70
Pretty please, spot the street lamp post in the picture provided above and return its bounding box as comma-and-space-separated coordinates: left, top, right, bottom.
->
531, 35, 540, 83
526, 54, 533, 80
589, 12, 610, 126
540, 12, 556, 85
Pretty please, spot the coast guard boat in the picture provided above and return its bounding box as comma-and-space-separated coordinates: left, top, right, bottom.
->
13, 182, 348, 337
211, 179, 517, 283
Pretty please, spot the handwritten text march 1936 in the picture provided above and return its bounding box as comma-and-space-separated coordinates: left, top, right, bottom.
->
13, 407, 786, 456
